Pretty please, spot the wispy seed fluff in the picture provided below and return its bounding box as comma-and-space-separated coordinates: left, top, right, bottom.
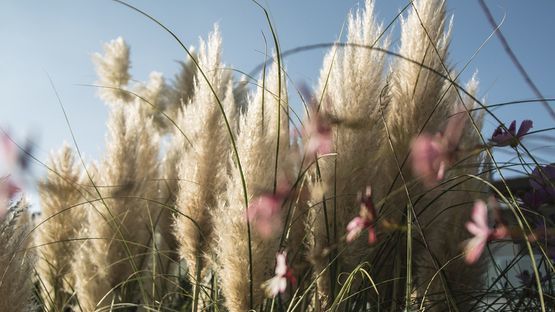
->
307, 0, 390, 305
73, 102, 160, 311
125, 51, 200, 261
165, 50, 199, 125
158, 51, 199, 256
174, 25, 237, 281
94, 36, 192, 134
133, 71, 172, 131
214, 62, 289, 312
35, 144, 86, 311
93, 37, 133, 103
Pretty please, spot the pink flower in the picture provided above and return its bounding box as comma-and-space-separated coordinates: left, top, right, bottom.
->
491, 120, 533, 147
304, 111, 332, 156
346, 186, 377, 244
411, 110, 467, 187
1, 177, 20, 198
299, 85, 333, 157
0, 133, 25, 221
247, 181, 289, 238
262, 251, 296, 297
464, 200, 508, 264
411, 133, 447, 186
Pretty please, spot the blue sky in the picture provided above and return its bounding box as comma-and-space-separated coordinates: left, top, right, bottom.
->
0, 0, 554, 182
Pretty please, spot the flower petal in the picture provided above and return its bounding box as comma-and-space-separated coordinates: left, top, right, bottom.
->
507, 120, 517, 135
464, 236, 487, 264
516, 120, 533, 138
471, 200, 488, 229
275, 252, 287, 276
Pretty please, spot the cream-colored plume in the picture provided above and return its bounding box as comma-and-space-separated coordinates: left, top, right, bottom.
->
214, 62, 289, 312
174, 25, 237, 283
386, 0, 453, 162
35, 144, 87, 311
73, 102, 160, 311
93, 37, 132, 104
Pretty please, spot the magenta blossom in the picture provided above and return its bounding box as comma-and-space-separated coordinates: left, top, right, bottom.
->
304, 111, 332, 156
299, 85, 333, 157
411, 133, 446, 187
346, 186, 377, 244
411, 110, 467, 187
247, 181, 289, 238
262, 251, 296, 297
464, 200, 508, 264
491, 120, 532, 147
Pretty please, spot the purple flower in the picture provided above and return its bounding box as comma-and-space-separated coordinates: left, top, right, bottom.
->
522, 190, 548, 210
491, 120, 533, 147
529, 164, 555, 198
522, 164, 555, 209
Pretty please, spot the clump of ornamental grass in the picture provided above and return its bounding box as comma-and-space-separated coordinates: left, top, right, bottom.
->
0, 0, 552, 311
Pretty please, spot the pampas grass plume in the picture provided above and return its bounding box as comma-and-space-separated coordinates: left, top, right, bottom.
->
36, 144, 86, 311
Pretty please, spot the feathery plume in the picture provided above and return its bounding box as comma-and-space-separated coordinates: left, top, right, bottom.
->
93, 37, 132, 103
134, 71, 172, 131
35, 144, 87, 311
214, 61, 289, 311
166, 50, 198, 120
174, 25, 237, 283
386, 0, 452, 164
73, 102, 160, 310
157, 53, 200, 259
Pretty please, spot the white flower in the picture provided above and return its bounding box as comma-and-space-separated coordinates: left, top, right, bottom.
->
262, 252, 295, 298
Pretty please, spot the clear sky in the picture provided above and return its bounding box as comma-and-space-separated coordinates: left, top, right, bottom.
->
0, 0, 554, 183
